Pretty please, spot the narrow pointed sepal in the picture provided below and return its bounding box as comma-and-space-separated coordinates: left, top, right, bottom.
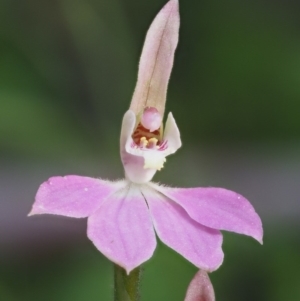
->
130, 0, 179, 116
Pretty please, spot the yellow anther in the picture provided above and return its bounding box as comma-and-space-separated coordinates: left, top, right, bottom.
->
148, 137, 158, 148
140, 136, 148, 148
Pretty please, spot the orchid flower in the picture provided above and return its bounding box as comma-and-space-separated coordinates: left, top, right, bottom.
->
29, 0, 262, 275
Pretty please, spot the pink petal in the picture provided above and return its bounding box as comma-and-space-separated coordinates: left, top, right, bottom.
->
152, 184, 263, 244
87, 184, 156, 274
130, 0, 179, 116
184, 270, 215, 301
142, 186, 224, 272
29, 176, 123, 217
162, 112, 182, 154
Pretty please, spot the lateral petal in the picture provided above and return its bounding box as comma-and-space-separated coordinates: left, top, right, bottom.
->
143, 186, 223, 272
152, 184, 263, 244
29, 176, 123, 217
87, 184, 156, 274
162, 112, 182, 155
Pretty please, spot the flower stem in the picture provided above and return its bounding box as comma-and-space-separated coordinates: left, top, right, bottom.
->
114, 264, 141, 301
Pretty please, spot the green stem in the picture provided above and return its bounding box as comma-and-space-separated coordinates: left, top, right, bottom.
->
114, 264, 141, 301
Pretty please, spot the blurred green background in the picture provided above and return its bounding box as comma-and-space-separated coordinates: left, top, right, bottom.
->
1, 0, 300, 300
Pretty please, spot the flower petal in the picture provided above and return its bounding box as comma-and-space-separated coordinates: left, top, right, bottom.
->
161, 112, 182, 155
152, 184, 263, 243
87, 183, 156, 274
142, 186, 223, 272
29, 176, 123, 217
130, 0, 179, 116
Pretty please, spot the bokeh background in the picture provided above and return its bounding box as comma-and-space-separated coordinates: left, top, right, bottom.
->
1, 0, 300, 300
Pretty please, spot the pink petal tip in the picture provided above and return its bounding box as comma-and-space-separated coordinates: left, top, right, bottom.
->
184, 270, 215, 301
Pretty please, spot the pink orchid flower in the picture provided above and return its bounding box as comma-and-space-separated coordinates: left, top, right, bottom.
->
29, 0, 262, 274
